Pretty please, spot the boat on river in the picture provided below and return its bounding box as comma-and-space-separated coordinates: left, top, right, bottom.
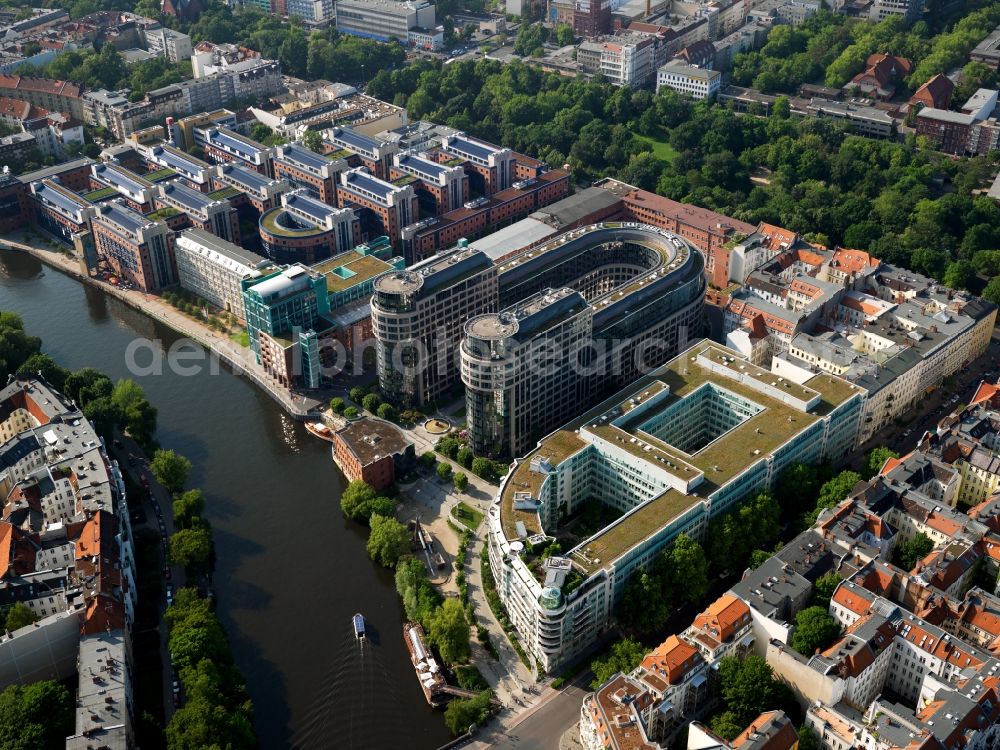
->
305, 421, 335, 442
353, 613, 366, 640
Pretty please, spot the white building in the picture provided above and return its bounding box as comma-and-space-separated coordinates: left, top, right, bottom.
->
142, 26, 193, 63
577, 35, 655, 88
334, 0, 436, 43
286, 0, 335, 25
173, 228, 271, 320
656, 60, 721, 99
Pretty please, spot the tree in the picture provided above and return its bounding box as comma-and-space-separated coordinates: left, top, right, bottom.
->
710, 711, 746, 742
812, 571, 842, 608
943, 260, 977, 291
395, 558, 441, 624
170, 527, 213, 570
806, 470, 861, 523
349, 386, 366, 403
864, 447, 899, 479
427, 598, 470, 664
453, 472, 468, 491
340, 480, 395, 523
983, 276, 1000, 306
0, 680, 74, 750
471, 457, 496, 481
791, 606, 841, 656
302, 130, 324, 152
420, 451, 437, 469
112, 378, 157, 446
555, 23, 575, 46
173, 489, 206, 530
0, 311, 41, 382
377, 402, 397, 421
151, 449, 192, 495
3, 602, 37, 631
716, 655, 791, 727
329, 397, 345, 414
456, 446, 474, 468
798, 724, 820, 750
664, 534, 708, 605
367, 514, 410, 567
15, 352, 69, 391
437, 462, 453, 481
344, 406, 359, 419
749, 549, 772, 569
590, 638, 647, 689
893, 532, 935, 571
362, 393, 381, 412
617, 571, 670, 633
443, 689, 492, 736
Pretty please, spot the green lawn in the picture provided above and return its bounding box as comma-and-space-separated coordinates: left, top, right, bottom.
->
230, 330, 250, 347
453, 501, 484, 530
635, 133, 679, 163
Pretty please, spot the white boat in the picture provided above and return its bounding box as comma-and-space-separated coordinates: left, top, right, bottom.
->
353, 613, 366, 639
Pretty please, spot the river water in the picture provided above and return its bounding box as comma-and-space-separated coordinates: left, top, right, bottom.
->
0, 248, 451, 750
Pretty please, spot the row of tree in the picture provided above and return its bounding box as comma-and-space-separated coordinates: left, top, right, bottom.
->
1, 312, 159, 449
365, 56, 1000, 294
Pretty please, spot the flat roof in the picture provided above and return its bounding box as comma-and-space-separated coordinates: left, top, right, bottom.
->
468, 217, 557, 260
314, 252, 395, 293
175, 227, 267, 268
17, 157, 94, 184
335, 417, 411, 465
499, 340, 861, 573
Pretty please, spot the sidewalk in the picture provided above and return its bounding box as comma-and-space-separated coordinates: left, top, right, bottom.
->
0, 235, 322, 418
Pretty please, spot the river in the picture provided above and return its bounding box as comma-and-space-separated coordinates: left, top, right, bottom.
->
0, 247, 451, 750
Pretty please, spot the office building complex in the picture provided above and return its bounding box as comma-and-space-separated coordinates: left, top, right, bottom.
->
486, 340, 863, 672
29, 178, 96, 242
334, 0, 436, 43
439, 133, 514, 196
155, 179, 241, 243
259, 189, 360, 264
577, 35, 656, 88
374, 223, 705, 438
868, 0, 924, 24
91, 201, 176, 292
212, 163, 290, 214
389, 152, 467, 215
241, 265, 331, 387
90, 162, 158, 212
273, 142, 348, 205
199, 126, 274, 176
336, 167, 417, 250
656, 60, 722, 99
139, 141, 216, 190
326, 127, 399, 179
461, 224, 705, 458
173, 227, 270, 320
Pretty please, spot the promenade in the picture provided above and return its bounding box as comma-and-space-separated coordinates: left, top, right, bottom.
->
0, 234, 322, 418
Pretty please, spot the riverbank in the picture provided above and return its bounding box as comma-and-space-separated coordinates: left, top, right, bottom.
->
0, 234, 321, 419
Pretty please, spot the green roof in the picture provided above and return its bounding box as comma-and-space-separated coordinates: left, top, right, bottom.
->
208, 186, 241, 201
146, 206, 182, 221
82, 186, 118, 201
145, 168, 177, 182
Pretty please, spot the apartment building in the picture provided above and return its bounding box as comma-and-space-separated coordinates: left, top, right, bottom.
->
259, 189, 360, 265
142, 25, 192, 62
285, 0, 335, 25
0, 74, 84, 119
91, 201, 176, 292
461, 223, 705, 458
656, 60, 722, 99
173, 228, 269, 320
335, 167, 417, 250
485, 341, 864, 672
273, 141, 348, 205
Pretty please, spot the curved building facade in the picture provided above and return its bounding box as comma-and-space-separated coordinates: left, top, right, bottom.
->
461, 223, 705, 458
259, 189, 359, 265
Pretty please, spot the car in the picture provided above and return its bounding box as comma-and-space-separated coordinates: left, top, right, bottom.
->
172, 679, 180, 695
166, 590, 173, 606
